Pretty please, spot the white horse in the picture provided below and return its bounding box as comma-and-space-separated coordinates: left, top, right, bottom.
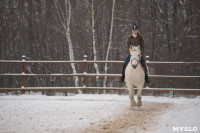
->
125, 45, 145, 107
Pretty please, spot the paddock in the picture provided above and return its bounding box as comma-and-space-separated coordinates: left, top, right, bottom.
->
0, 56, 200, 132
0, 94, 199, 133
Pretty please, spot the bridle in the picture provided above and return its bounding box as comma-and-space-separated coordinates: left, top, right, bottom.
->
130, 49, 140, 69
131, 58, 139, 69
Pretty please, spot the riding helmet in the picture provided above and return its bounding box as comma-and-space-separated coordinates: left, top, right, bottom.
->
132, 24, 139, 30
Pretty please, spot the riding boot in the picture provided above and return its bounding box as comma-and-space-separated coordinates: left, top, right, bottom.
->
119, 76, 125, 82
119, 54, 130, 83
145, 73, 150, 83
141, 56, 150, 83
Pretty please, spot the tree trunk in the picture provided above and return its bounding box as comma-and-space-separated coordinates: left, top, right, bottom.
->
64, 0, 79, 89
151, 0, 156, 59
91, 0, 100, 86
103, 0, 115, 87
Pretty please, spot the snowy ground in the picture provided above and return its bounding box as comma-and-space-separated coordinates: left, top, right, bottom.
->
0, 94, 199, 133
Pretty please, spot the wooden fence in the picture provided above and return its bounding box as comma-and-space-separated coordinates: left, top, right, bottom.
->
0, 55, 200, 94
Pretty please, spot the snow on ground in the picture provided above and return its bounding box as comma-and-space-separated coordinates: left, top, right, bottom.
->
0, 94, 199, 133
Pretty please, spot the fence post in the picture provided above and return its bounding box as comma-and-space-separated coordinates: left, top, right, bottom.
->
83, 55, 88, 94
146, 56, 149, 62
146, 56, 150, 88
21, 55, 26, 94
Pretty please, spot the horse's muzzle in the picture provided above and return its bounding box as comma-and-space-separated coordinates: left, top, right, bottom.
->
132, 64, 137, 69
131, 59, 138, 69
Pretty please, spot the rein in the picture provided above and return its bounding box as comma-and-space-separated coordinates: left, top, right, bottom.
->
129, 47, 141, 69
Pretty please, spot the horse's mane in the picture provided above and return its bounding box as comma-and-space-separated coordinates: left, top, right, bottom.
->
129, 46, 141, 55
131, 47, 138, 51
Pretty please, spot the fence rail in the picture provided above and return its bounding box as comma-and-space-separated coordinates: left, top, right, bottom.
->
1, 60, 200, 65
0, 73, 200, 79
0, 55, 200, 94
0, 87, 200, 92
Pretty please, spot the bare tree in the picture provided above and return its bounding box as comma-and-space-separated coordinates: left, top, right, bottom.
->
54, 0, 79, 89
86, 0, 101, 86
103, 0, 116, 87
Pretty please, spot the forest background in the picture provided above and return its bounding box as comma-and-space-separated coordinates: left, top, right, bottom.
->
0, 0, 200, 94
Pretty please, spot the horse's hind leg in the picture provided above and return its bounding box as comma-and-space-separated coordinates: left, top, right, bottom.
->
127, 84, 136, 107
137, 85, 143, 107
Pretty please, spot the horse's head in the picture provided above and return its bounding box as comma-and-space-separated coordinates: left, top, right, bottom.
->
129, 45, 141, 69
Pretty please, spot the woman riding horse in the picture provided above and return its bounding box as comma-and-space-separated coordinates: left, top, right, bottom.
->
120, 24, 150, 83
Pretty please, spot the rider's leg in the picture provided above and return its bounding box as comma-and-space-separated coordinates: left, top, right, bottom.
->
120, 54, 130, 82
141, 56, 150, 83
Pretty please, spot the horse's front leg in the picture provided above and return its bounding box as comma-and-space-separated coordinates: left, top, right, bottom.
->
127, 84, 136, 107
137, 85, 143, 107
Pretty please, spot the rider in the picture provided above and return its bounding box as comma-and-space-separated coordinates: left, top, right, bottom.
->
119, 24, 150, 83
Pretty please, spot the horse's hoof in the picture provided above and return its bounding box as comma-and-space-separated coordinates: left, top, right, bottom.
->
130, 103, 136, 108
137, 101, 142, 107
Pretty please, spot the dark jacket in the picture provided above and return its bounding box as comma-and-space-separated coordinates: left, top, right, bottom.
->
127, 33, 145, 55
